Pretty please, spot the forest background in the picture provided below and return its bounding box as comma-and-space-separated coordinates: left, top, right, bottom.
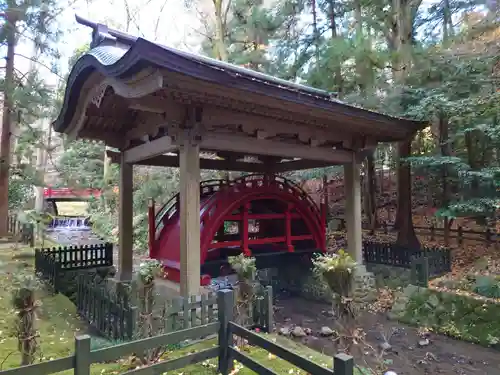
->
1, 0, 499, 251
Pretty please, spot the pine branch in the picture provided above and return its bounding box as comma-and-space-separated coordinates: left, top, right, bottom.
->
13, 53, 64, 80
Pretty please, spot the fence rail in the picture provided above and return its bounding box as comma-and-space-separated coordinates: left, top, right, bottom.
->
362, 241, 451, 285
76, 275, 136, 340
5, 214, 34, 246
77, 275, 274, 341
0, 289, 355, 375
35, 243, 113, 292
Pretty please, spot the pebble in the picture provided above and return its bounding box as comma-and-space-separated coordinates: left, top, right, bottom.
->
320, 326, 335, 337
292, 326, 307, 337
418, 338, 430, 347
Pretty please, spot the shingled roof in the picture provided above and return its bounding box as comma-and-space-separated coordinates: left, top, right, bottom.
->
53, 15, 426, 148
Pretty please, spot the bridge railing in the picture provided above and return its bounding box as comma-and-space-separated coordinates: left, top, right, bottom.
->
153, 174, 323, 241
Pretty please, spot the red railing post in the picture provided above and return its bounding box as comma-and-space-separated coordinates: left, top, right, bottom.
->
286, 203, 294, 252
242, 202, 251, 256
320, 194, 327, 252
148, 198, 155, 258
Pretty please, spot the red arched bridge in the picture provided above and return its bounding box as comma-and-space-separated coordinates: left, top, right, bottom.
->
148, 174, 327, 285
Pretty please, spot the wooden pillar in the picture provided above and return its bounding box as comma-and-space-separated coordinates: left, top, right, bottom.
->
179, 137, 201, 297
148, 198, 155, 259
344, 159, 363, 264
118, 152, 134, 281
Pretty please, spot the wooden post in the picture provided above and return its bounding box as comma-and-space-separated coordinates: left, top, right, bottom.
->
118, 152, 134, 281
242, 202, 251, 256
74, 335, 91, 375
344, 160, 363, 264
264, 285, 274, 333
334, 353, 354, 375
285, 203, 294, 252
458, 226, 463, 246
179, 136, 201, 297
217, 289, 234, 375
148, 198, 155, 258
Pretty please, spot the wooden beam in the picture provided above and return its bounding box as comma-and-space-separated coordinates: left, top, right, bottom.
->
123, 135, 178, 164
107, 150, 270, 172
272, 159, 332, 172
201, 133, 353, 164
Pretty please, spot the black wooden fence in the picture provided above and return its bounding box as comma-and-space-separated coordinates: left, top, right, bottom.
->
363, 241, 451, 285
35, 243, 113, 292
76, 274, 136, 340
0, 289, 355, 375
76, 274, 275, 341
6, 213, 34, 246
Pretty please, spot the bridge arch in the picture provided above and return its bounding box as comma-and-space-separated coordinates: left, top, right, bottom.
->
152, 174, 326, 284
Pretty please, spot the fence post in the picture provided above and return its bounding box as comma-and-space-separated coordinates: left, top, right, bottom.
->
486, 228, 491, 246
264, 286, 274, 333
333, 353, 354, 375
458, 226, 463, 246
74, 335, 91, 375
217, 289, 234, 375
430, 224, 435, 241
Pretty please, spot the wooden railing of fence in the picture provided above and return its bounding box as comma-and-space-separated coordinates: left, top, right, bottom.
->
6, 214, 34, 246
35, 244, 113, 292
77, 275, 275, 341
76, 275, 137, 340
0, 289, 354, 375
362, 241, 451, 286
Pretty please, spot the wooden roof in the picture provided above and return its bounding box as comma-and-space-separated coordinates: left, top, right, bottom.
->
52, 16, 426, 170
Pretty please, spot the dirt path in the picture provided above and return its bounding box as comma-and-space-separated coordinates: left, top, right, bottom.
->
273, 296, 500, 375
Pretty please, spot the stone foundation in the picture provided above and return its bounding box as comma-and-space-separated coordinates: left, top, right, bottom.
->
352, 265, 377, 308
366, 263, 412, 288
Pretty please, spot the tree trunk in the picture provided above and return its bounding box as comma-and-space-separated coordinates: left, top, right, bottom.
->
0, 14, 17, 235
213, 0, 229, 62
366, 152, 378, 230
311, 0, 320, 63
396, 139, 420, 248
439, 114, 451, 245
327, 0, 343, 96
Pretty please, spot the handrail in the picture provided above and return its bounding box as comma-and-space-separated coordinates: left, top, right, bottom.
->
153, 174, 322, 240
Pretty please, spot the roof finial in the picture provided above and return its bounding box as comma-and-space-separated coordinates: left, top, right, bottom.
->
75, 14, 117, 48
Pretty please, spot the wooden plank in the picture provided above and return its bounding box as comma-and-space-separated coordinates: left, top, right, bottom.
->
229, 323, 333, 375
90, 322, 219, 363
230, 348, 279, 375
201, 132, 353, 164
0, 356, 74, 375
121, 347, 219, 375
124, 136, 178, 164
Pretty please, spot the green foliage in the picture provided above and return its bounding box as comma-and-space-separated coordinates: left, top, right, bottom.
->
399, 287, 500, 347
58, 140, 106, 188
137, 259, 163, 285
228, 254, 257, 281
473, 276, 500, 299
8, 175, 32, 210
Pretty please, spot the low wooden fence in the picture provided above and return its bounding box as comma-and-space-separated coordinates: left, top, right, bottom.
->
77, 274, 274, 341
0, 289, 355, 375
76, 275, 136, 341
35, 243, 113, 292
332, 217, 500, 247
363, 241, 451, 285
6, 213, 34, 246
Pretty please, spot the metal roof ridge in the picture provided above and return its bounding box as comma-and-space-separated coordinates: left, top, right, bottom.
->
75, 14, 337, 101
